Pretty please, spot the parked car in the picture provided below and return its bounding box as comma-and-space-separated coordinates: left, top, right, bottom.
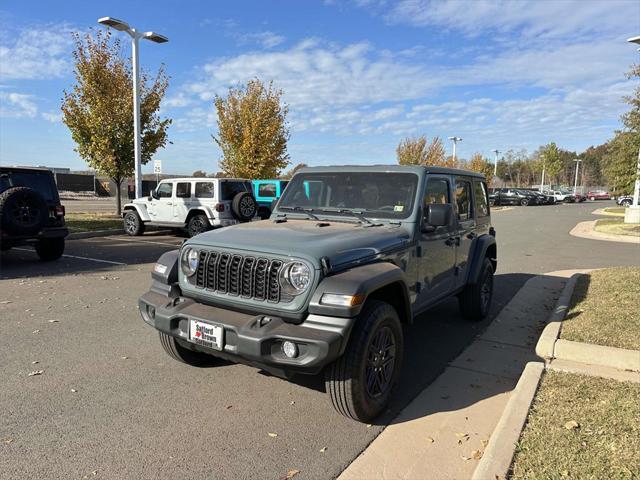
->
492, 188, 538, 206
139, 165, 497, 422
122, 178, 257, 237
587, 190, 611, 201
521, 188, 555, 205
616, 195, 635, 207
252, 179, 289, 219
573, 192, 587, 202
0, 166, 68, 260
543, 190, 575, 203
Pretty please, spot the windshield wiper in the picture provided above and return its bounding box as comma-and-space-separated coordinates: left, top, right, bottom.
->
278, 206, 320, 220
318, 208, 382, 226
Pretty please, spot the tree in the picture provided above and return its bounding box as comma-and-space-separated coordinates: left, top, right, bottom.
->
282, 162, 307, 179
61, 30, 171, 214
603, 63, 640, 194
192, 170, 207, 177
396, 135, 446, 166
213, 78, 290, 179
467, 153, 495, 186
539, 143, 563, 186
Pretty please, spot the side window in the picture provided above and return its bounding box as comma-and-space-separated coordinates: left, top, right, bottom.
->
455, 179, 473, 221
176, 182, 191, 198
474, 181, 489, 218
195, 182, 214, 198
424, 177, 450, 206
156, 183, 173, 198
258, 183, 277, 198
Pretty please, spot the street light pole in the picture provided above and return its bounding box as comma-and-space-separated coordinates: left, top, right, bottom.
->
573, 158, 582, 194
97, 17, 168, 200
492, 149, 500, 177
448, 136, 462, 164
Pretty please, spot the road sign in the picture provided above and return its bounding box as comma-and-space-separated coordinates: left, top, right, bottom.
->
153, 160, 162, 174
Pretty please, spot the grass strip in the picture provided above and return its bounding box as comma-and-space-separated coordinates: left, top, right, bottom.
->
594, 218, 640, 237
65, 213, 122, 233
560, 267, 640, 350
510, 370, 640, 479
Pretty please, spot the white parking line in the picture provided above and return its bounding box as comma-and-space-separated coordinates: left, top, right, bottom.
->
110, 237, 182, 247
14, 248, 126, 266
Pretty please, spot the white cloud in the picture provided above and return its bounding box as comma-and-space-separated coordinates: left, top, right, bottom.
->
384, 0, 637, 41
41, 111, 62, 123
0, 92, 38, 118
0, 26, 73, 80
238, 31, 286, 49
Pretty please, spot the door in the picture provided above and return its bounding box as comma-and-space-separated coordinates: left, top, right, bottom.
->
149, 182, 174, 222
173, 181, 192, 220
416, 175, 457, 309
454, 177, 476, 289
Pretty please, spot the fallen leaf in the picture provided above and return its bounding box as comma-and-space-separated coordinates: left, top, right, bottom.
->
561, 470, 569, 477
28, 370, 43, 376
481, 439, 489, 448
0, 300, 12, 304
366, 424, 372, 428
71, 389, 77, 393
471, 450, 483, 460
564, 420, 580, 430
268, 432, 278, 438
3, 438, 12, 444
285, 470, 300, 479
121, 356, 129, 360
225, 405, 233, 409
31, 361, 39, 365
290, 401, 295, 405
461, 455, 471, 461
32, 330, 40, 334
47, 319, 59, 323
426, 437, 435, 443
320, 447, 327, 453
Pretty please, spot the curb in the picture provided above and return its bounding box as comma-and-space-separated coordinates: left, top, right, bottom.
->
535, 273, 582, 360
471, 362, 544, 480
67, 229, 124, 240
569, 220, 640, 244
591, 208, 624, 217
554, 339, 640, 372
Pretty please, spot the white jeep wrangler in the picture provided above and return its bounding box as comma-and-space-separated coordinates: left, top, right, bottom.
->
122, 178, 258, 237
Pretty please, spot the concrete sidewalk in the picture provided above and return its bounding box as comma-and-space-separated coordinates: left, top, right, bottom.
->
339, 270, 579, 480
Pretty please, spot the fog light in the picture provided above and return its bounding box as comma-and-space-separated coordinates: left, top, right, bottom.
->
282, 341, 298, 359
147, 305, 155, 319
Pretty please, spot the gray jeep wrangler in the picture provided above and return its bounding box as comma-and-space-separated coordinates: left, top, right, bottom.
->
139, 165, 496, 421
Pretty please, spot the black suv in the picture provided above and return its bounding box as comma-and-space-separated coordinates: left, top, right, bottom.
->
139, 165, 497, 421
0, 167, 68, 260
492, 188, 538, 206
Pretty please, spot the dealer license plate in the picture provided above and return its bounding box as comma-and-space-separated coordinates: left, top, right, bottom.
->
189, 320, 224, 351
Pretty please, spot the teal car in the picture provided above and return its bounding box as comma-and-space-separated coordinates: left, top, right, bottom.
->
252, 179, 289, 219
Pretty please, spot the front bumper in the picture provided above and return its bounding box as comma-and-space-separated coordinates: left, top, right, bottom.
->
139, 283, 353, 376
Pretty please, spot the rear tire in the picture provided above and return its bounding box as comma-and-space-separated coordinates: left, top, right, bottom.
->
520, 198, 529, 206
621, 199, 632, 207
35, 238, 65, 261
187, 214, 210, 237
159, 332, 215, 366
459, 257, 494, 321
123, 211, 145, 236
325, 300, 403, 422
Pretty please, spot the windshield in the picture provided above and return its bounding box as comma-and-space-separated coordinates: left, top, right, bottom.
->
277, 172, 419, 220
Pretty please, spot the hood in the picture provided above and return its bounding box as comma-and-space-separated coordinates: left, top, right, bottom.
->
188, 219, 413, 269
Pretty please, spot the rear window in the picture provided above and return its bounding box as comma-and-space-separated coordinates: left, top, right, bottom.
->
258, 183, 277, 198
0, 171, 57, 202
221, 181, 250, 200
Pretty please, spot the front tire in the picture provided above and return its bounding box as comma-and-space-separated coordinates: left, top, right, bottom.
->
621, 199, 632, 207
159, 332, 215, 366
35, 238, 65, 261
123, 211, 145, 236
325, 300, 403, 422
459, 257, 494, 321
520, 198, 529, 206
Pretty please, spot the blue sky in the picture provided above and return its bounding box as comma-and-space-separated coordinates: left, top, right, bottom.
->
1, 0, 638, 175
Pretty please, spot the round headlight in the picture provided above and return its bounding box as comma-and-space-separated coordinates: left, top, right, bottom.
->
281, 262, 311, 295
181, 247, 200, 277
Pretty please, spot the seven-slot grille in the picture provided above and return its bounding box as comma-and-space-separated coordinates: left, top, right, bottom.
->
194, 250, 286, 302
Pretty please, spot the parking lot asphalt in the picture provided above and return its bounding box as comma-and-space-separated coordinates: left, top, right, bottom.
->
1, 201, 638, 480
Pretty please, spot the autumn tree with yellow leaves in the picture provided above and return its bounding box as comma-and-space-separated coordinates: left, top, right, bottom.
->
61, 30, 171, 214
213, 79, 290, 179
397, 135, 447, 166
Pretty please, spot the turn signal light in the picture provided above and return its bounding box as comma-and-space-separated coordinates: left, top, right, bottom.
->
320, 293, 365, 307
215, 203, 225, 212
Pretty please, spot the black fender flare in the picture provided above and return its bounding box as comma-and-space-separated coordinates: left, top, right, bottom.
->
466, 234, 497, 285
308, 262, 412, 322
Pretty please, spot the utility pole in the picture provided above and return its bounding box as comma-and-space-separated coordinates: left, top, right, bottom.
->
492, 149, 500, 177
573, 158, 582, 194
448, 136, 462, 164
98, 17, 168, 200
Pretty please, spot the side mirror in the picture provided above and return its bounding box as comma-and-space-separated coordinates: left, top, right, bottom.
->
150, 190, 159, 200
422, 204, 453, 232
